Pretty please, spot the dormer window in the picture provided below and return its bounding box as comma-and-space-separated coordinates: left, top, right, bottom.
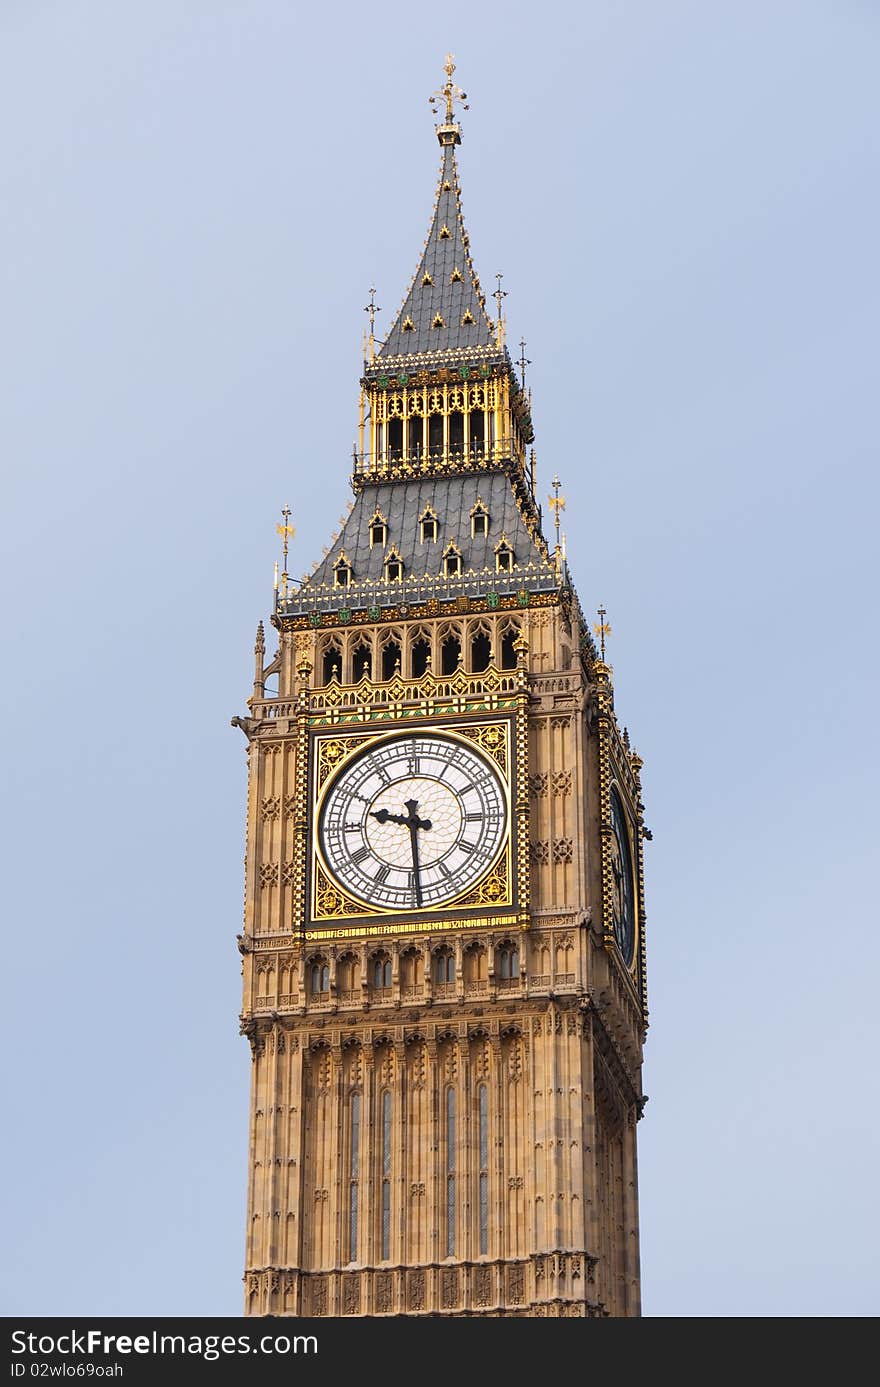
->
450, 267, 463, 283
471, 501, 489, 538
442, 541, 462, 578
401, 315, 415, 332
432, 313, 445, 329
495, 537, 515, 572
461, 309, 475, 326
333, 553, 352, 587
384, 547, 404, 583
422, 272, 433, 286
369, 511, 387, 548
419, 506, 438, 543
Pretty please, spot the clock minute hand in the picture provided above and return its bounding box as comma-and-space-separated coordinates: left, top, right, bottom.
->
403, 798, 431, 909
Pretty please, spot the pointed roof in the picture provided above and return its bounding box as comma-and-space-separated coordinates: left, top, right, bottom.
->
377, 88, 495, 360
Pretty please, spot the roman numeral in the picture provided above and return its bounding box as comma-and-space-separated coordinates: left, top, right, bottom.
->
465, 812, 483, 822
373, 864, 390, 884
351, 847, 370, 865
459, 840, 476, 854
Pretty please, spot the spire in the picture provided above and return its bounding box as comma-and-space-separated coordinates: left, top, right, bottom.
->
378, 57, 495, 360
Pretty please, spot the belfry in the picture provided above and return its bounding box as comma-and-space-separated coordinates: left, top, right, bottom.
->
233, 57, 649, 1318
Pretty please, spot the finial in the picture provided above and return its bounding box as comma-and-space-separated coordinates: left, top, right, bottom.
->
493, 273, 508, 346
429, 54, 468, 140
364, 286, 381, 361
548, 475, 566, 553
255, 621, 265, 654
276, 505, 294, 598
518, 338, 531, 388
593, 605, 612, 661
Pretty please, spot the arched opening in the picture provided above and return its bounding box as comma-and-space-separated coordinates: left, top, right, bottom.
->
500, 627, 519, 670
448, 411, 464, 454
337, 953, 360, 991
370, 953, 392, 988
469, 409, 485, 454
388, 417, 403, 460
309, 958, 330, 995
470, 631, 492, 672
428, 414, 443, 456
322, 645, 341, 685
400, 949, 423, 987
441, 634, 461, 676
408, 416, 422, 456
497, 942, 520, 980
382, 640, 402, 681
434, 948, 455, 984
411, 637, 431, 679
352, 642, 371, 681
464, 945, 487, 983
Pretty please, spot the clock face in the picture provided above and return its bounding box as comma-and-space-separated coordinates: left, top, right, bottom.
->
318, 731, 508, 913
609, 787, 635, 966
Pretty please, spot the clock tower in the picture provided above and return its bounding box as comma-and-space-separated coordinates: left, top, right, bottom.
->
233, 58, 649, 1319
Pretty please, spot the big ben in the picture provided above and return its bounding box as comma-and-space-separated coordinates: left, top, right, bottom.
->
233, 58, 649, 1318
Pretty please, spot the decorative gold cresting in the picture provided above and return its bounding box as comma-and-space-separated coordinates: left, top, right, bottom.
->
429, 54, 469, 141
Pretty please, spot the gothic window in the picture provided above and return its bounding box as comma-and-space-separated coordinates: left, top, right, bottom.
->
442, 542, 462, 579
470, 409, 485, 454
478, 1083, 489, 1256
352, 641, 371, 681
420, 509, 438, 543
470, 626, 492, 673
410, 635, 431, 679
309, 958, 330, 994
381, 639, 401, 681
408, 416, 423, 456
446, 1087, 456, 1257
370, 512, 387, 548
321, 641, 342, 685
371, 953, 392, 988
400, 948, 423, 987
349, 1092, 360, 1263
333, 556, 352, 588
471, 502, 489, 538
384, 549, 404, 583
440, 631, 461, 675
434, 948, 455, 984
381, 1091, 392, 1261
495, 539, 515, 572
448, 410, 464, 454
388, 417, 403, 460
497, 942, 520, 979
428, 413, 443, 456
500, 624, 520, 670
337, 952, 360, 991
464, 944, 487, 983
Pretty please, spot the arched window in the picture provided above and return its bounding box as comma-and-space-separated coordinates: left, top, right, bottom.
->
400, 948, 423, 988
381, 639, 401, 681
381, 1091, 392, 1261
337, 953, 359, 992
349, 1092, 360, 1263
369, 512, 387, 548
478, 1083, 489, 1256
434, 948, 455, 984
309, 959, 330, 994
500, 625, 519, 670
352, 642, 371, 681
464, 944, 486, 983
470, 628, 492, 672
333, 556, 352, 588
446, 1087, 456, 1257
321, 643, 342, 685
420, 508, 438, 543
440, 632, 461, 676
497, 942, 520, 980
371, 954, 392, 988
410, 636, 431, 678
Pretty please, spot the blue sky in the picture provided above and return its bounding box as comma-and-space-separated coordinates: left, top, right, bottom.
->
1, 1, 878, 1316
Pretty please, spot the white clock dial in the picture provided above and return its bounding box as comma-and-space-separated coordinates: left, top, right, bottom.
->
318, 731, 507, 912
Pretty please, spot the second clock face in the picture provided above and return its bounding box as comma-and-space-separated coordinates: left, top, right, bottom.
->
609, 786, 636, 967
318, 731, 508, 912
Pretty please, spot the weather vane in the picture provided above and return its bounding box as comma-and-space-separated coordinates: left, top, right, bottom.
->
429, 54, 469, 125
518, 338, 531, 388
548, 475, 566, 552
276, 504, 294, 599
364, 285, 380, 335
593, 605, 612, 660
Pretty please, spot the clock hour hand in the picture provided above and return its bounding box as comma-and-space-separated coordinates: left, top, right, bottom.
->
369, 806, 408, 827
